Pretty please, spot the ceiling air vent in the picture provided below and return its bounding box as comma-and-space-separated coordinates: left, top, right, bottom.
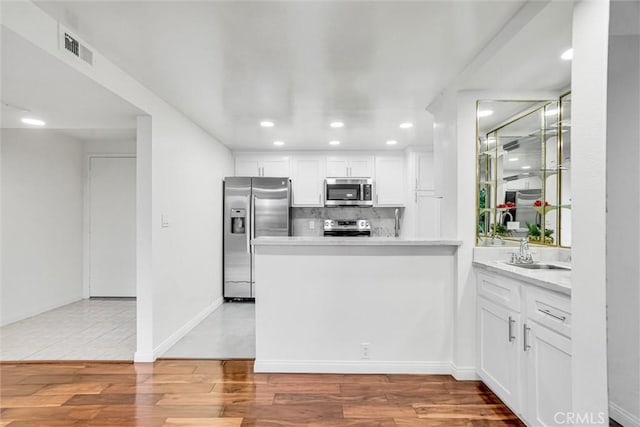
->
62, 32, 93, 65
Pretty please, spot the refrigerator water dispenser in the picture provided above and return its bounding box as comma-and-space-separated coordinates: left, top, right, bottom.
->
230, 209, 246, 234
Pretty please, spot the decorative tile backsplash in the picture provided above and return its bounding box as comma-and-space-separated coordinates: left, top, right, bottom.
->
292, 207, 404, 237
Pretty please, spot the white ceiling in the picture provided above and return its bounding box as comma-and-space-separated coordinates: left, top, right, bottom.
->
1, 27, 141, 134
33, 0, 548, 151
461, 0, 573, 92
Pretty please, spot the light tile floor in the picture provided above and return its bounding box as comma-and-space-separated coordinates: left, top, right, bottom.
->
0, 299, 135, 361
162, 302, 255, 359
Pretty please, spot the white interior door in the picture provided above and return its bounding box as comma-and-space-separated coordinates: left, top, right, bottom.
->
89, 157, 136, 297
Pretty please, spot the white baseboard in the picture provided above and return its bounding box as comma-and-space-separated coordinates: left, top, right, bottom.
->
134, 350, 155, 363
254, 360, 452, 374
610, 402, 640, 427
450, 363, 479, 380
152, 296, 223, 360
0, 295, 83, 326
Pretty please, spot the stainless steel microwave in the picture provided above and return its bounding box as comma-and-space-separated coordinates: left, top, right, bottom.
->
324, 178, 373, 207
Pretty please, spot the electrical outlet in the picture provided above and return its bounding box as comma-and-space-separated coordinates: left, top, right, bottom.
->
360, 342, 370, 360
309, 221, 315, 230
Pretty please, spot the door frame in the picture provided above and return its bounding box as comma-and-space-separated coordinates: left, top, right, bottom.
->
83, 154, 137, 299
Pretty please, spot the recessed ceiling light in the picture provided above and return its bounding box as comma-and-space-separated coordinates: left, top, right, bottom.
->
386, 140, 398, 145
477, 110, 494, 118
330, 121, 344, 128
561, 48, 573, 61
21, 117, 46, 126
260, 120, 275, 127
273, 140, 284, 146
522, 165, 531, 169
329, 140, 340, 146
399, 122, 413, 129
545, 109, 558, 116
509, 157, 519, 162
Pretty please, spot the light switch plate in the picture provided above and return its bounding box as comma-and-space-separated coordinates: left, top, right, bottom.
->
161, 214, 169, 228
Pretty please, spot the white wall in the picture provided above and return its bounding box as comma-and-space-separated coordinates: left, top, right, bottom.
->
1, 129, 84, 325
1, 1, 234, 360
607, 1, 640, 424
570, 1, 610, 422
254, 244, 456, 374
84, 139, 136, 155
430, 89, 559, 379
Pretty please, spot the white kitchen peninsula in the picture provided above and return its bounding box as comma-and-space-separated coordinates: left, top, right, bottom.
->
252, 237, 461, 374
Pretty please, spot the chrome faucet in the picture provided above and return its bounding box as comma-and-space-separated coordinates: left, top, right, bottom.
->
490, 235, 504, 245
394, 208, 400, 238
511, 237, 534, 264
503, 212, 514, 223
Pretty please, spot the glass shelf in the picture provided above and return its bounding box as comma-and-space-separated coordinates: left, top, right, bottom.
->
480, 204, 572, 214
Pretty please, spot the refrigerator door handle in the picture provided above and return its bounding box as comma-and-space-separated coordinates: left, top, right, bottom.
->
250, 194, 256, 251
246, 196, 251, 254
250, 194, 257, 297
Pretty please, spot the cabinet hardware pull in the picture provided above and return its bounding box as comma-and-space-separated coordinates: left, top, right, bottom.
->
508, 316, 515, 342
523, 323, 531, 351
538, 308, 567, 322
416, 178, 418, 190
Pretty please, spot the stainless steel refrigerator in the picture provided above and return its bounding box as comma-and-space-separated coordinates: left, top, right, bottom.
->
223, 177, 291, 299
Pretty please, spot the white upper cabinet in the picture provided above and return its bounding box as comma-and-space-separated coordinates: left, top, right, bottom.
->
291, 156, 325, 207
349, 157, 374, 177
235, 156, 291, 177
374, 155, 405, 206
235, 158, 261, 177
326, 156, 373, 178
415, 152, 435, 191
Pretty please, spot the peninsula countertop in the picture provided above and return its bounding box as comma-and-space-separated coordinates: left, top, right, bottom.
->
473, 259, 571, 295
252, 236, 463, 247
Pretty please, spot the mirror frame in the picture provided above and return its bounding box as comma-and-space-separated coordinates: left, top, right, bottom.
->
476, 96, 571, 247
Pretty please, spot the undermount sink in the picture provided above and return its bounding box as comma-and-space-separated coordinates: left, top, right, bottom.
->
508, 263, 571, 271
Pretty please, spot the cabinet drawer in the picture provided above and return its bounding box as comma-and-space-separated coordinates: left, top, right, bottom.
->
525, 287, 571, 337
476, 271, 521, 312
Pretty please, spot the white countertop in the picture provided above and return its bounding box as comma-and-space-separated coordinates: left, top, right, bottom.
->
252, 236, 463, 247
473, 259, 571, 295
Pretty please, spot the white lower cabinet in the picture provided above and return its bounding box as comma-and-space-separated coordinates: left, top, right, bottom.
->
476, 270, 572, 426
477, 297, 521, 413
524, 320, 572, 426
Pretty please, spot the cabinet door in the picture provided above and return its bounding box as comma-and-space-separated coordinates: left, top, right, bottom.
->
291, 157, 324, 206
235, 158, 261, 176
415, 193, 441, 238
374, 156, 404, 206
326, 158, 349, 177
349, 156, 374, 177
477, 297, 521, 413
524, 321, 572, 426
262, 157, 290, 177
416, 152, 435, 191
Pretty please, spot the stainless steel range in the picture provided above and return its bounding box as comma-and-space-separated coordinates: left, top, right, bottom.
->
323, 219, 371, 237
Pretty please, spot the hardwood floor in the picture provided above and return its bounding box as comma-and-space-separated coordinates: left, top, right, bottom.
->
1, 360, 523, 426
